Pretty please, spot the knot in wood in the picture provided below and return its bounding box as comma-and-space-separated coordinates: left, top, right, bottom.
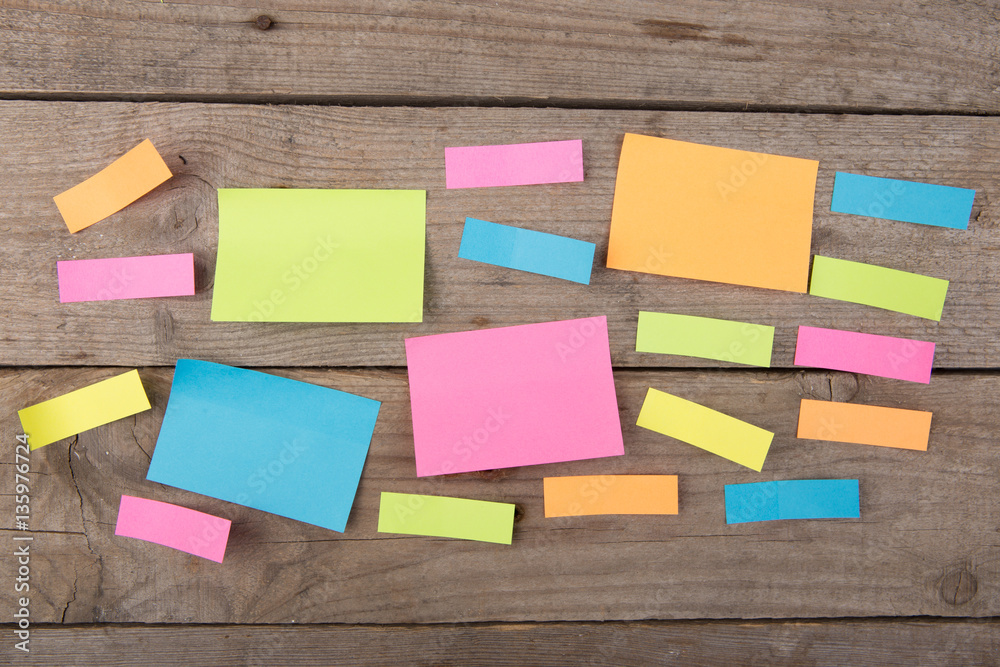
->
940, 567, 977, 605
255, 15, 274, 31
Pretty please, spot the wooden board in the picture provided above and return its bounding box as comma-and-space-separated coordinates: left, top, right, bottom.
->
4, 366, 998, 624
1, 102, 997, 368
1, 2, 999, 113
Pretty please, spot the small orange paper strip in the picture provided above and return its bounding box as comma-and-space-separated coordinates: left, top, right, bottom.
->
543, 475, 679, 517
796, 399, 931, 451
54, 139, 172, 233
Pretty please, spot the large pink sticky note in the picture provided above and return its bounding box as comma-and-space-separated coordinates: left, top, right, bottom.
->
405, 316, 624, 476
115, 495, 230, 563
57, 253, 195, 303
445, 139, 584, 189
794, 326, 935, 383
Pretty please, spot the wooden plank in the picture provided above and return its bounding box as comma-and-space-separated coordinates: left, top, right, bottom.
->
10, 619, 1000, 666
1, 102, 997, 368
4, 366, 998, 624
1, 2, 998, 113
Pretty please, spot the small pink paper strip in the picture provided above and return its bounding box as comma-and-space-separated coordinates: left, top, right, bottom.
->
794, 325, 935, 384
115, 495, 230, 563
57, 253, 195, 303
445, 139, 584, 189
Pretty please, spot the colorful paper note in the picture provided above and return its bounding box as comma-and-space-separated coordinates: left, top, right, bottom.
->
725, 480, 861, 524
210, 189, 426, 322
636, 311, 774, 367
794, 326, 935, 384
115, 495, 231, 563
808, 256, 949, 321
146, 360, 380, 532
543, 475, 679, 517
57, 253, 195, 303
636, 388, 773, 471
405, 316, 624, 477
377, 492, 515, 544
458, 217, 595, 284
831, 172, 975, 229
607, 133, 818, 292
17, 370, 150, 450
445, 139, 584, 189
797, 399, 932, 451
53, 139, 172, 233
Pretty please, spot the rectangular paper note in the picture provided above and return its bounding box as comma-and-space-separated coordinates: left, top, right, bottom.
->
458, 217, 595, 284
636, 388, 773, 471
636, 311, 774, 367
54, 139, 172, 233
809, 256, 949, 321
57, 253, 195, 303
445, 139, 584, 189
607, 133, 818, 292
377, 492, 515, 544
115, 495, 231, 563
831, 172, 975, 229
797, 399, 932, 451
146, 360, 380, 532
794, 326, 935, 384
543, 475, 679, 517
725, 480, 861, 524
405, 316, 624, 476
18, 370, 151, 450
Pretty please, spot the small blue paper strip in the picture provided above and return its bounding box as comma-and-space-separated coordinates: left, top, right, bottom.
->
725, 479, 860, 524
458, 217, 595, 284
830, 172, 975, 230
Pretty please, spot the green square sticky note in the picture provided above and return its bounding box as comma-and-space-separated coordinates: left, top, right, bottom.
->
210, 189, 426, 322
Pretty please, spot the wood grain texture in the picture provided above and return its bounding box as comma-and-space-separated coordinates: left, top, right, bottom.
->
8, 619, 1000, 666
4, 366, 998, 624
1, 1, 999, 112
1, 101, 997, 368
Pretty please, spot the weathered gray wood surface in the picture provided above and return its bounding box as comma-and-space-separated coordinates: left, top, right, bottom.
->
0, 102, 996, 368
1, 1, 998, 113
3, 366, 997, 624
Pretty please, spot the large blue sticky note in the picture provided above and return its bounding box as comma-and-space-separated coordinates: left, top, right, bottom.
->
458, 217, 595, 284
831, 172, 975, 229
147, 359, 381, 532
725, 479, 860, 524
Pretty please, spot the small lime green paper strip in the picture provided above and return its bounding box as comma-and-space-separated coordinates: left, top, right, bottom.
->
636, 388, 773, 471
808, 256, 948, 321
636, 311, 774, 367
377, 492, 515, 544
18, 370, 151, 450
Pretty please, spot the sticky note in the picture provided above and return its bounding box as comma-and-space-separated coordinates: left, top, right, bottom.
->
115, 495, 231, 563
18, 370, 151, 450
377, 492, 515, 544
831, 172, 975, 230
725, 480, 861, 524
210, 189, 425, 322
797, 399, 932, 451
53, 139, 172, 233
405, 316, 624, 476
445, 139, 584, 189
636, 388, 772, 471
794, 326, 935, 384
607, 133, 818, 292
458, 217, 595, 284
543, 475, 679, 517
636, 311, 774, 366
808, 256, 948, 321
146, 360, 380, 532
57, 253, 195, 303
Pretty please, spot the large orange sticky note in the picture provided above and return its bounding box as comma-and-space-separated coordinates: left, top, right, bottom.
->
54, 139, 172, 233
543, 475, 679, 517
607, 133, 819, 292
797, 399, 931, 451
